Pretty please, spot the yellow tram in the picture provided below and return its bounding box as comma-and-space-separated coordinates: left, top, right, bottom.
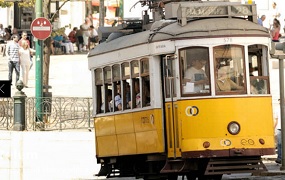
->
88, 1, 275, 179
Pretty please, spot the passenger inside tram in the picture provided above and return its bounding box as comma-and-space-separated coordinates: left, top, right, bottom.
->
134, 79, 141, 108
114, 83, 122, 110
126, 83, 131, 109
216, 66, 243, 91
101, 89, 112, 112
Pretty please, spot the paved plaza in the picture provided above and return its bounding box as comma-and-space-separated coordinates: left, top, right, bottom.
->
0, 53, 92, 98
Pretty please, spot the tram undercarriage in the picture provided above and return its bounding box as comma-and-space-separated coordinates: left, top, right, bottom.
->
96, 152, 269, 180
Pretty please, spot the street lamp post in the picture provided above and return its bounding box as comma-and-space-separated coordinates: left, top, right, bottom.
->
271, 42, 285, 170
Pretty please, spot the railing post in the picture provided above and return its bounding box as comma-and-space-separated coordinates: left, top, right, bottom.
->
13, 80, 27, 131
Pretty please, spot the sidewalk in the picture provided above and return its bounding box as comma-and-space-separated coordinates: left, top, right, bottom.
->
0, 53, 92, 98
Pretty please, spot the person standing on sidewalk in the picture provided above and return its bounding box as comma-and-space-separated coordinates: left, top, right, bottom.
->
19, 40, 35, 88
81, 18, 91, 51
6, 34, 20, 85
274, 99, 282, 164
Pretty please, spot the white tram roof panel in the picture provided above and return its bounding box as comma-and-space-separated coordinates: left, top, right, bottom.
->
88, 18, 269, 57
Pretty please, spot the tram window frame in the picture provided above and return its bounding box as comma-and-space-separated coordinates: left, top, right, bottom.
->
214, 45, 247, 95
179, 47, 211, 97
248, 44, 270, 94
103, 85, 112, 113
95, 69, 103, 114
163, 55, 177, 98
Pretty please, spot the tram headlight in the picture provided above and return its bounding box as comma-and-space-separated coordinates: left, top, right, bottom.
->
227, 121, 240, 135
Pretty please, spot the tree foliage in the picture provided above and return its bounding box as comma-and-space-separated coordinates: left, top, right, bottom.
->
0, 0, 35, 7
0, 0, 72, 8
0, 0, 13, 7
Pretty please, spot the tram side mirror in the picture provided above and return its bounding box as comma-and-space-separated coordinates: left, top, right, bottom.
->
270, 42, 285, 55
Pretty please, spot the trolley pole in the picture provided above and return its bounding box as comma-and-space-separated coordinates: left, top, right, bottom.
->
35, 0, 43, 122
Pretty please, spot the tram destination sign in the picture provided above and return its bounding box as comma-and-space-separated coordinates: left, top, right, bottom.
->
181, 5, 253, 18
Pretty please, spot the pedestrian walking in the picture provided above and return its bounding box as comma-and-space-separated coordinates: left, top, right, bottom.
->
269, 2, 281, 27
6, 34, 20, 85
19, 40, 35, 88
81, 18, 90, 51
18, 31, 33, 69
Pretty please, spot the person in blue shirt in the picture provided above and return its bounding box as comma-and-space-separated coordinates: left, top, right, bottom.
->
257, 15, 266, 26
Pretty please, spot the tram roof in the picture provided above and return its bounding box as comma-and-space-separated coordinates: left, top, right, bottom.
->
88, 18, 269, 57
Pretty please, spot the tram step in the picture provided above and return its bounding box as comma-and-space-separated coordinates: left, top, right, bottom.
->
204, 157, 267, 175
160, 159, 187, 173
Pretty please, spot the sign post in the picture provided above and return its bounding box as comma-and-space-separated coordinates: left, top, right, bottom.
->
30, 16, 52, 123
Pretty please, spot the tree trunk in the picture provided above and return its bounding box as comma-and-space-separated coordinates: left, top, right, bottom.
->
43, 0, 51, 92
86, 0, 92, 17
99, 0, 105, 27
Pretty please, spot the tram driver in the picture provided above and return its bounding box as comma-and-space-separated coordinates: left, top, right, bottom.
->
184, 59, 209, 93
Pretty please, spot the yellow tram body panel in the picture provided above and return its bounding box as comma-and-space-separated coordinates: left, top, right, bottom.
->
174, 97, 275, 153
95, 109, 164, 157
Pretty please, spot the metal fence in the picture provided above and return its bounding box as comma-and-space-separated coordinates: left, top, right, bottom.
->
0, 97, 93, 131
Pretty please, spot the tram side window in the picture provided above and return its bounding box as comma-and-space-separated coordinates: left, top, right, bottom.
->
122, 62, 131, 109
112, 64, 122, 111
101, 88, 112, 113
102, 67, 113, 113
141, 59, 151, 107
214, 45, 246, 94
248, 45, 270, 94
131, 60, 140, 108
180, 47, 210, 96
131, 78, 140, 108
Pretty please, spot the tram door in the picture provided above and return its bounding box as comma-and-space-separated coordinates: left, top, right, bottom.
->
163, 55, 181, 158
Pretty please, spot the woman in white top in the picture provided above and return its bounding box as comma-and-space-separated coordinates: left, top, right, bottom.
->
19, 41, 35, 87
